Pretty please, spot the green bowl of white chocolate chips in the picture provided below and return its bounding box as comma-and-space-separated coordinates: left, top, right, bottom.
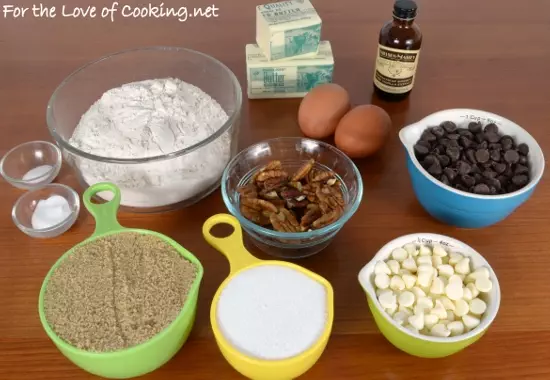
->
358, 233, 501, 358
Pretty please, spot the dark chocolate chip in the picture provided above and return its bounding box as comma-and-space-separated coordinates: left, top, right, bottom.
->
431, 147, 442, 155
488, 143, 502, 151
485, 132, 501, 143
511, 175, 529, 187
507, 184, 519, 193
447, 134, 460, 140
493, 162, 507, 174
422, 155, 438, 169
518, 143, 529, 156
443, 167, 457, 181
446, 147, 461, 162
461, 175, 476, 187
441, 175, 450, 186
484, 123, 499, 134
470, 164, 481, 174
438, 155, 451, 167
421, 130, 437, 142
458, 129, 474, 139
482, 170, 497, 179
473, 183, 491, 195
441, 121, 457, 133
473, 173, 483, 184
485, 177, 501, 190
439, 138, 450, 147
514, 164, 529, 175
475, 149, 490, 163
466, 149, 477, 164
497, 175, 508, 186
431, 126, 446, 138
459, 136, 473, 149
490, 149, 501, 162
468, 122, 483, 134
479, 141, 488, 150
504, 150, 520, 164
427, 161, 443, 176
501, 136, 514, 151
417, 140, 432, 149
455, 184, 468, 192
414, 144, 430, 156
475, 132, 485, 143
456, 160, 472, 175
489, 186, 497, 195
448, 139, 460, 148
519, 155, 528, 165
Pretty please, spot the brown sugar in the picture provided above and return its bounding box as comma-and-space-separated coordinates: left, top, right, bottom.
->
43, 232, 197, 353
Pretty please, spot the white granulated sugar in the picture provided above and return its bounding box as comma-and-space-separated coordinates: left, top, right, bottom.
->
216, 265, 327, 360
69, 78, 231, 208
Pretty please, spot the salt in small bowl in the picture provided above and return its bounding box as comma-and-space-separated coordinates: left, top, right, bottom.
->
0, 141, 62, 190
12, 184, 80, 238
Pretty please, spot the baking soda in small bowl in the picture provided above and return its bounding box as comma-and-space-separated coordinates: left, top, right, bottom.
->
216, 264, 327, 360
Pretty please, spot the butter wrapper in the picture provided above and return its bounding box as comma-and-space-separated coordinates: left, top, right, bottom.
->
256, 0, 322, 61
246, 41, 334, 99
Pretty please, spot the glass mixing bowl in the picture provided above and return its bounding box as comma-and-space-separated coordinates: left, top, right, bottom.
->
221, 137, 364, 259
47, 47, 242, 213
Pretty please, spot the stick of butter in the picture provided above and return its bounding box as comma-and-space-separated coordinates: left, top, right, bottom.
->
256, 0, 322, 61
246, 41, 334, 99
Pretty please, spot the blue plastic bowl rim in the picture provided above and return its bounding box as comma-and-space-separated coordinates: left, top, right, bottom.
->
403, 108, 545, 200
221, 137, 364, 239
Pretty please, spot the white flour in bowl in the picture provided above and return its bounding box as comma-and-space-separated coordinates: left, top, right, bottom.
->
69, 78, 231, 208
216, 265, 327, 360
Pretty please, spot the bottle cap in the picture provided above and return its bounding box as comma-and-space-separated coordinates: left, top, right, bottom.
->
393, 0, 417, 20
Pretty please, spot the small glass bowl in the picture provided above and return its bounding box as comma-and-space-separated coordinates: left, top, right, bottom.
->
12, 184, 80, 238
0, 141, 62, 190
221, 137, 364, 259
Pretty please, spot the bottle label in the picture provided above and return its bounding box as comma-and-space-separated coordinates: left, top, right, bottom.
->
373, 45, 421, 94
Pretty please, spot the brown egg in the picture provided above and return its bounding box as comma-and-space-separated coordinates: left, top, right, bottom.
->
298, 83, 351, 139
334, 104, 391, 158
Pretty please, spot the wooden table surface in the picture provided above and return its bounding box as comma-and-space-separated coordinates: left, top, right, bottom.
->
1, 0, 550, 378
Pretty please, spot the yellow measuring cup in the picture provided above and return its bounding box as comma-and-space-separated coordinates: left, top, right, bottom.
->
203, 214, 334, 380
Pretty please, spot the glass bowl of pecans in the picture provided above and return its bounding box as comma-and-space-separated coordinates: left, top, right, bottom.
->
220, 137, 363, 259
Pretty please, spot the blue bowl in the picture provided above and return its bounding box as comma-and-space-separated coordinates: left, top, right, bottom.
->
220, 137, 363, 259
399, 109, 545, 228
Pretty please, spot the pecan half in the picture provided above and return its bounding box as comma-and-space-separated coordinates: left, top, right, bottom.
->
312, 209, 342, 229
256, 170, 288, 183
262, 175, 288, 191
311, 170, 335, 183
240, 197, 278, 213
292, 159, 315, 181
301, 204, 322, 229
237, 183, 258, 199
270, 209, 300, 232
240, 205, 270, 225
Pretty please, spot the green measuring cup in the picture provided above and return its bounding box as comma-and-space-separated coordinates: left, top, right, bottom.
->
38, 182, 204, 379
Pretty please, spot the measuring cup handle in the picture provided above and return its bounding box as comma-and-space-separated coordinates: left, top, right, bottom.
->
83, 182, 124, 236
202, 214, 261, 273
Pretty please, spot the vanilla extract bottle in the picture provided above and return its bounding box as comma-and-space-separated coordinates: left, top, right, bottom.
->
373, 0, 422, 101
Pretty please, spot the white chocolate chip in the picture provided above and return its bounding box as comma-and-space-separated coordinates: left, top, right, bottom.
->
404, 243, 417, 256
462, 314, 481, 329
378, 290, 397, 309
418, 264, 434, 274
445, 282, 464, 301
448, 321, 465, 336
455, 257, 471, 275
398, 291, 415, 307
419, 245, 432, 256
430, 277, 445, 295
446, 310, 456, 321
404, 324, 419, 334
417, 271, 433, 288
466, 283, 480, 298
432, 256, 443, 267
374, 273, 390, 289
393, 311, 410, 325
376, 288, 384, 297
431, 323, 451, 337
424, 314, 439, 329
402, 274, 417, 289
433, 244, 448, 257
439, 296, 456, 311
390, 276, 406, 291
448, 274, 463, 285
386, 304, 398, 316
402, 257, 418, 272
398, 305, 413, 316
437, 264, 454, 277
432, 299, 448, 319
475, 277, 493, 293
392, 247, 409, 262
411, 286, 426, 299
462, 287, 473, 302
473, 267, 490, 278
469, 298, 487, 315
454, 299, 470, 317
387, 260, 401, 274
416, 256, 433, 266
408, 312, 425, 330
416, 296, 434, 311
374, 261, 391, 275
399, 269, 412, 276
449, 252, 464, 265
